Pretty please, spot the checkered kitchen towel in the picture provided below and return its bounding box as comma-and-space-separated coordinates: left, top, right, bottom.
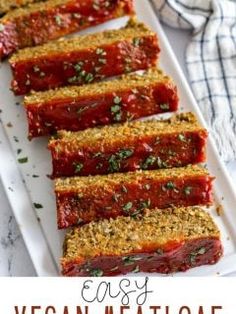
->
151, 0, 236, 161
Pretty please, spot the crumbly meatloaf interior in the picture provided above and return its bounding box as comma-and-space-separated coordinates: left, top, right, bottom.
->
63, 206, 220, 260
25, 68, 171, 105
10, 18, 155, 62
55, 165, 209, 192
0, 0, 42, 15
50, 113, 205, 152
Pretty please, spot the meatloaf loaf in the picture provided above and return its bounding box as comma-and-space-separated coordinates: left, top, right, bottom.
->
55, 165, 214, 229
9, 18, 159, 94
0, 0, 134, 59
25, 68, 178, 138
49, 113, 207, 178
62, 206, 223, 276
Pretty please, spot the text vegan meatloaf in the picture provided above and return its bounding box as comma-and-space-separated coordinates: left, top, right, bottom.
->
49, 113, 207, 178
55, 165, 214, 229
9, 18, 159, 95
25, 68, 178, 138
0, 0, 134, 59
61, 206, 223, 276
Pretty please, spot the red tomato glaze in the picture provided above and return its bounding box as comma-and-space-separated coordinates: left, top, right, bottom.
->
27, 82, 178, 138
50, 130, 207, 178
62, 237, 223, 276
0, 0, 134, 59
56, 175, 213, 229
11, 35, 159, 95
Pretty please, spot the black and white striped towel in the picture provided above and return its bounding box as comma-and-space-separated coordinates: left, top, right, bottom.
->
151, 0, 236, 161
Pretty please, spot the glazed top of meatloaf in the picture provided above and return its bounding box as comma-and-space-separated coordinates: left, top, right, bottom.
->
62, 206, 220, 260
55, 165, 211, 192
24, 68, 172, 104
49, 112, 206, 151
9, 18, 155, 62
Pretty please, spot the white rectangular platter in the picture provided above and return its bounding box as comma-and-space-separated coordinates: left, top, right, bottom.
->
0, 0, 236, 277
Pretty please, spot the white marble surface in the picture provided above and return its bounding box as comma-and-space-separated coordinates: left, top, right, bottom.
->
0, 24, 235, 277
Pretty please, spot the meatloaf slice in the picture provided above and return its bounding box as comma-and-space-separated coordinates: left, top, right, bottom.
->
62, 206, 222, 276
49, 113, 207, 178
25, 68, 178, 138
55, 165, 214, 229
9, 18, 159, 94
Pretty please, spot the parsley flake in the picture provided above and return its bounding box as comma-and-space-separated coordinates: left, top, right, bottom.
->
55, 15, 62, 26
90, 268, 103, 277
184, 186, 192, 195
113, 96, 122, 104
34, 203, 43, 209
160, 103, 170, 110
123, 202, 133, 212
18, 157, 28, 164
74, 163, 83, 173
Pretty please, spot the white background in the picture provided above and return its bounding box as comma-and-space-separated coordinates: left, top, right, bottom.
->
0, 278, 235, 312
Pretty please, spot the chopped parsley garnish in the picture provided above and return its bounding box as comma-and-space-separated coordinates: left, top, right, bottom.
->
72, 13, 81, 19
157, 156, 168, 169
93, 152, 104, 158
96, 48, 106, 56
178, 134, 187, 142
90, 268, 103, 277
18, 157, 28, 164
74, 62, 84, 72
77, 105, 88, 115
113, 96, 122, 104
133, 38, 141, 47
32, 174, 39, 178
111, 104, 121, 113
122, 256, 142, 266
108, 149, 133, 172
160, 103, 170, 110
112, 194, 120, 202
114, 112, 122, 122
34, 203, 43, 209
123, 202, 133, 212
68, 76, 77, 84
132, 265, 140, 273
111, 96, 123, 122
17, 149, 22, 155
110, 266, 119, 271
108, 155, 120, 172
55, 15, 62, 26
165, 181, 175, 190
156, 248, 164, 255
189, 247, 206, 265
139, 199, 151, 209
121, 185, 128, 193
85, 73, 94, 83
184, 186, 192, 195
33, 65, 40, 73
117, 149, 134, 159
96, 162, 103, 170
74, 162, 83, 173
98, 58, 107, 64
141, 155, 156, 169
144, 184, 151, 190
13, 136, 19, 143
